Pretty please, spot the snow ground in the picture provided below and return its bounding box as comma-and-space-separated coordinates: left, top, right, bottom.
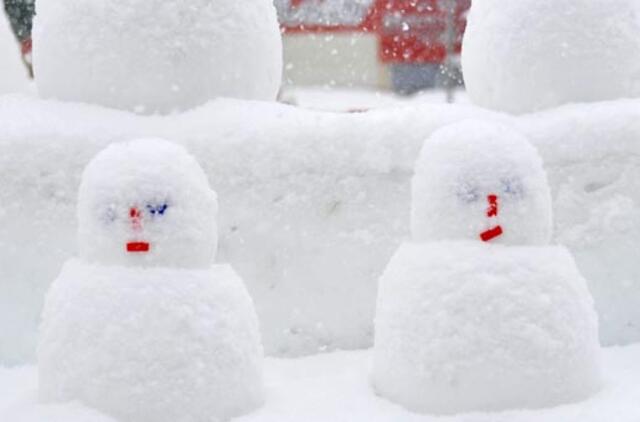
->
2, 344, 640, 421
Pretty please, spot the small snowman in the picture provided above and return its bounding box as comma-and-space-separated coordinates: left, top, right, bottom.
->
372, 120, 602, 414
38, 139, 264, 422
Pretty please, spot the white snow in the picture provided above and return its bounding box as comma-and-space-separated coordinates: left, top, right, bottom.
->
4, 344, 640, 422
78, 139, 218, 268
38, 140, 264, 421
0, 96, 640, 364
373, 242, 602, 414
411, 121, 552, 245
32, 0, 283, 114
462, 0, 640, 114
0, 12, 29, 95
38, 261, 264, 422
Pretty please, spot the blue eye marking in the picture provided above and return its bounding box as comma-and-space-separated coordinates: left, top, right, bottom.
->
146, 204, 169, 216
501, 178, 524, 198
101, 205, 117, 224
456, 183, 479, 203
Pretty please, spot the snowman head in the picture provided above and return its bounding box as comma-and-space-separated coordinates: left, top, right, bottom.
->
78, 138, 218, 268
411, 120, 552, 245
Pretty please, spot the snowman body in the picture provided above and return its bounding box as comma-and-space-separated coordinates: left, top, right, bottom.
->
38, 139, 264, 422
372, 121, 602, 414
462, 0, 640, 113
33, 0, 283, 113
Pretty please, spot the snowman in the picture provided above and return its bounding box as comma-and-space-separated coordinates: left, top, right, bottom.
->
372, 120, 602, 414
38, 139, 264, 422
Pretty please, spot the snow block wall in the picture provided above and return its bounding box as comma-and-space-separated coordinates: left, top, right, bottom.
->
0, 95, 639, 364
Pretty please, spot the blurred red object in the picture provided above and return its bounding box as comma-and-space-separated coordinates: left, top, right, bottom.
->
21, 37, 31, 55
279, 0, 470, 64
377, 0, 470, 63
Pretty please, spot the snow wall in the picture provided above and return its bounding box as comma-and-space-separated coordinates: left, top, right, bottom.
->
1, 95, 639, 364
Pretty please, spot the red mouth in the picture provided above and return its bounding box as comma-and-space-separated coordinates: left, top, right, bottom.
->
480, 226, 504, 242
126, 242, 150, 253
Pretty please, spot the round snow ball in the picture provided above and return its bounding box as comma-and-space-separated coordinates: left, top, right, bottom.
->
32, 0, 283, 114
39, 260, 264, 422
78, 138, 218, 268
373, 242, 603, 414
411, 120, 552, 245
462, 0, 640, 114
0, 12, 30, 94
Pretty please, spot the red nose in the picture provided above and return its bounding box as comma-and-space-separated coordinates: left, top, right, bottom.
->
480, 194, 503, 242
127, 207, 148, 252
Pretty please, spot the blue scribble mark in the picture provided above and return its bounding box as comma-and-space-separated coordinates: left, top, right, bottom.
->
146, 204, 169, 216
102, 204, 117, 224
501, 178, 524, 198
456, 183, 480, 203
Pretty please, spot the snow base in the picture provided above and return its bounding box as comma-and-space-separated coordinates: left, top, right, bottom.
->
38, 259, 264, 422
373, 242, 602, 414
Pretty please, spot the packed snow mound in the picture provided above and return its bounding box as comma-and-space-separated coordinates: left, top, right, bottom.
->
78, 138, 218, 268
412, 120, 552, 245
0, 12, 29, 94
462, 0, 640, 114
32, 0, 283, 114
373, 242, 603, 414
38, 260, 264, 422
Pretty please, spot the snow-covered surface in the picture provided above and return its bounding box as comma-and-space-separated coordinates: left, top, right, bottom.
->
0, 12, 29, 95
39, 260, 264, 422
1, 95, 640, 363
33, 0, 283, 114
411, 121, 552, 245
78, 139, 218, 268
3, 344, 640, 421
373, 242, 602, 414
462, 0, 640, 113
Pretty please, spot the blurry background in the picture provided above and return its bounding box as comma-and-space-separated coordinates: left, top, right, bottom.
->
3, 0, 471, 110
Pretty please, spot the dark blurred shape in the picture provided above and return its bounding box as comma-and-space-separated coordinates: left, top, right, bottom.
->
4, 0, 34, 75
4, 0, 34, 41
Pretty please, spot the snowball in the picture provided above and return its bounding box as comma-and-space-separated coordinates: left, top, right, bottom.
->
0, 12, 29, 94
78, 138, 218, 269
32, 0, 283, 114
411, 120, 552, 245
38, 259, 264, 422
373, 241, 603, 414
462, 0, 640, 114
